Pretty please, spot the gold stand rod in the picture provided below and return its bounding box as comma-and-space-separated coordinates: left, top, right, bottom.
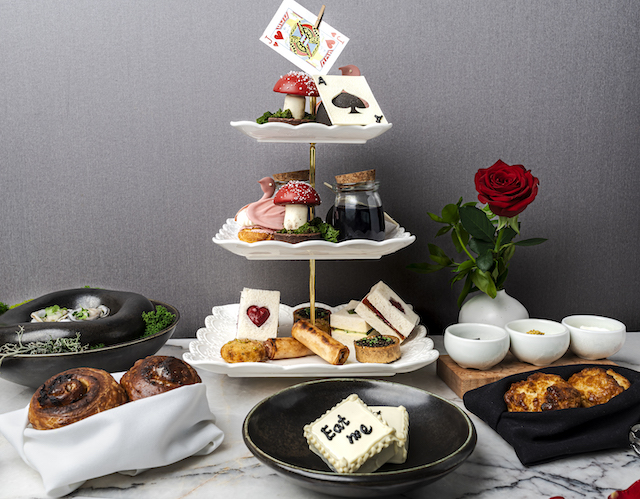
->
309, 142, 316, 326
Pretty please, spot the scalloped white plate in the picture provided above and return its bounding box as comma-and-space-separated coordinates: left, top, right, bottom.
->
212, 218, 415, 260
230, 121, 392, 144
184, 303, 439, 377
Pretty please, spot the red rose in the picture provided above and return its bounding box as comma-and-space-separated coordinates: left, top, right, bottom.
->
474, 160, 539, 218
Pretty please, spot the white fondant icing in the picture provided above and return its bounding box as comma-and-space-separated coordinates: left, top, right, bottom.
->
303, 394, 397, 473
369, 406, 409, 464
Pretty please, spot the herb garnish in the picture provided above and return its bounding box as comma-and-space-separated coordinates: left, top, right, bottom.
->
142, 305, 176, 336
0, 327, 90, 367
355, 335, 396, 348
256, 109, 314, 124
278, 217, 339, 243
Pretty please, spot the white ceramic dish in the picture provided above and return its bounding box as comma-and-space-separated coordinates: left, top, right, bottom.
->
230, 121, 393, 144
212, 218, 416, 260
505, 318, 570, 366
444, 323, 510, 370
184, 303, 438, 377
562, 315, 626, 360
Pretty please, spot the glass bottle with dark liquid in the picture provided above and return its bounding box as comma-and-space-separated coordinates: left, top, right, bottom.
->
326, 180, 385, 242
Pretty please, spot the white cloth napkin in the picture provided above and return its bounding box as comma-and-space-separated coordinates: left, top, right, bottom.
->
0, 381, 224, 498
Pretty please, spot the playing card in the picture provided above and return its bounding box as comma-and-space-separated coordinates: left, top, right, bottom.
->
260, 0, 349, 75
313, 75, 388, 125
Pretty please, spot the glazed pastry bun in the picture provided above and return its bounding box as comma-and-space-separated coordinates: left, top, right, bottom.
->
28, 367, 128, 430
120, 355, 201, 401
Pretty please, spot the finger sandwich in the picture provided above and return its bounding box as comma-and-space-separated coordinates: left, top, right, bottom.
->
355, 281, 419, 343
330, 300, 374, 359
237, 287, 280, 341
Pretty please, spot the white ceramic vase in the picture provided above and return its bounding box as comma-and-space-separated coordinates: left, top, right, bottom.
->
458, 289, 529, 328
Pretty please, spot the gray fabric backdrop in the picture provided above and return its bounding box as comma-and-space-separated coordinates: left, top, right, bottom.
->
1, 0, 639, 336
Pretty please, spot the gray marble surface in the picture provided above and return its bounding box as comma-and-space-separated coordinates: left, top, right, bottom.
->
1, 335, 638, 499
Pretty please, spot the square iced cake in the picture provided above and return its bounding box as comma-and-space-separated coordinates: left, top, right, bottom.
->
303, 394, 398, 473
237, 287, 280, 341
369, 406, 409, 464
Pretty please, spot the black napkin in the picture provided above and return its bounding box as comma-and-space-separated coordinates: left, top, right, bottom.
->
463, 364, 640, 466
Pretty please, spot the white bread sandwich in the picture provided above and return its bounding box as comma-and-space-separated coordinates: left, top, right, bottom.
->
237, 287, 280, 341
330, 300, 374, 360
355, 281, 419, 343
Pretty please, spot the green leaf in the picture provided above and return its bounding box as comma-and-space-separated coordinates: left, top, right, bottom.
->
428, 244, 452, 266
507, 216, 521, 234
469, 237, 493, 256
457, 275, 474, 309
499, 227, 518, 246
450, 270, 469, 284
441, 203, 460, 224
435, 225, 452, 237
460, 206, 496, 243
514, 238, 548, 246
476, 251, 495, 272
451, 227, 469, 253
495, 267, 509, 289
428, 212, 444, 223
501, 244, 516, 263
456, 259, 475, 273
471, 270, 497, 298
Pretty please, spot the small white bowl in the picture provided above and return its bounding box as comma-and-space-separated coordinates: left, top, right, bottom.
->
505, 318, 570, 366
562, 315, 626, 360
444, 323, 510, 370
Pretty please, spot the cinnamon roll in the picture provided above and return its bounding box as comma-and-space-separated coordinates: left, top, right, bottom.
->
28, 367, 128, 430
120, 356, 201, 401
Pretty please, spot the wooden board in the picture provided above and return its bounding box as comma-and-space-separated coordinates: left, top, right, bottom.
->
437, 352, 617, 398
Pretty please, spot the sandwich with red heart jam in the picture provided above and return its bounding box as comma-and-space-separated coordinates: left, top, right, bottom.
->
237, 287, 280, 341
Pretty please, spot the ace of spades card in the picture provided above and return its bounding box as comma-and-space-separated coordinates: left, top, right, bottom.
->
260, 0, 349, 75
313, 75, 388, 125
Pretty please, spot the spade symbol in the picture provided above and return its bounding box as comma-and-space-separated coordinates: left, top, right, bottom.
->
332, 90, 369, 114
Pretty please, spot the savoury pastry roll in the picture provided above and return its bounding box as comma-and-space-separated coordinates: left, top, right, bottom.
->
120, 355, 201, 401
263, 337, 315, 360
291, 319, 349, 365
221, 339, 268, 363
28, 367, 128, 430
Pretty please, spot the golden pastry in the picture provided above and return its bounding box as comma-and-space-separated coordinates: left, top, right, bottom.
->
291, 319, 349, 365
221, 339, 268, 363
568, 367, 629, 408
120, 355, 201, 401
504, 372, 582, 412
354, 335, 401, 364
28, 367, 128, 430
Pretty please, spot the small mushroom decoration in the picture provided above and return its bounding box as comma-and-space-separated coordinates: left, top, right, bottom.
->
273, 181, 321, 230
273, 71, 320, 120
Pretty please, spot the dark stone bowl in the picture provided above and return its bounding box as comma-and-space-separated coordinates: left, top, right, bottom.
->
0, 299, 179, 388
243, 378, 477, 498
0, 288, 156, 347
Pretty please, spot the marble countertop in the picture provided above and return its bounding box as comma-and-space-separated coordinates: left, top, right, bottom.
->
1, 334, 639, 499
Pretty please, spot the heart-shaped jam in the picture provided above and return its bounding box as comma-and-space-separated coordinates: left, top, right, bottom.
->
247, 305, 270, 327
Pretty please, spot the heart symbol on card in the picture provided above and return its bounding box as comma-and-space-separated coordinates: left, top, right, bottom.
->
326, 39, 335, 49
247, 306, 270, 327
275, 31, 284, 40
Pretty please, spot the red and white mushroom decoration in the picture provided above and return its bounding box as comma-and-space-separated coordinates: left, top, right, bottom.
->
273, 181, 321, 230
273, 71, 320, 120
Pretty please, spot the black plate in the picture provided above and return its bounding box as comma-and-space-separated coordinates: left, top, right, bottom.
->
0, 288, 156, 346
0, 300, 179, 388
243, 378, 476, 497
